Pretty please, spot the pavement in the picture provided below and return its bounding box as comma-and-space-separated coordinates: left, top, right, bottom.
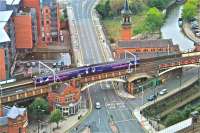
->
28, 109, 89, 133
133, 68, 200, 132
182, 22, 200, 44
115, 88, 135, 99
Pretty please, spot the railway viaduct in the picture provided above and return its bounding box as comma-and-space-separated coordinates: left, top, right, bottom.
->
1, 53, 200, 105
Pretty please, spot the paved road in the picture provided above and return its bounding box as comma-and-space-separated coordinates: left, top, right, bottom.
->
67, 0, 200, 132
68, 0, 145, 132
70, 0, 104, 64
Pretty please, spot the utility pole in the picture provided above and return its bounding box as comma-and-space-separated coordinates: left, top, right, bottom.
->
125, 50, 137, 72
198, 59, 200, 85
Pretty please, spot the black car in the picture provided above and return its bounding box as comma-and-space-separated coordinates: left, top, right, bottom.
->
147, 94, 157, 101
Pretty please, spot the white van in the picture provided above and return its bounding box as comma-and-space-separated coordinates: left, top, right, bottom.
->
95, 102, 101, 109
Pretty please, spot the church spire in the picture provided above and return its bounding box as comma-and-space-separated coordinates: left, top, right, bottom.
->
121, 0, 131, 16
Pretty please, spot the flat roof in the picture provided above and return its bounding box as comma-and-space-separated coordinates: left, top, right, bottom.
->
6, 0, 21, 5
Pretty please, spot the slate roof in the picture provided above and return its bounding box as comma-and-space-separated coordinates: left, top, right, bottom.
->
0, 106, 26, 126
117, 39, 175, 48
7, 106, 26, 119
0, 10, 13, 43
121, 0, 131, 15
5, 0, 21, 5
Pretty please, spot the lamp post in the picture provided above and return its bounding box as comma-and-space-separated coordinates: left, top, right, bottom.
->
125, 50, 137, 72
198, 59, 200, 85
0, 85, 2, 97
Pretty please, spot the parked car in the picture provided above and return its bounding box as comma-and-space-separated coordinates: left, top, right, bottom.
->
147, 94, 157, 101
196, 32, 200, 37
193, 29, 200, 33
178, 18, 183, 26
159, 89, 168, 95
95, 102, 101, 109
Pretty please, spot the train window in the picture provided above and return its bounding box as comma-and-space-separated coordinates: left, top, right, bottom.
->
92, 67, 95, 72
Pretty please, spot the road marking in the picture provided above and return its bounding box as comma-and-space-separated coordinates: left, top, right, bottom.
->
108, 108, 129, 112
98, 110, 101, 125
114, 119, 137, 124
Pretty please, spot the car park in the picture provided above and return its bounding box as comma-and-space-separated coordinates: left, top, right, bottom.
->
159, 89, 168, 95
147, 94, 157, 101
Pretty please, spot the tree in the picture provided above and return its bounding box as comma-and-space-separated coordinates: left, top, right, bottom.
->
63, 8, 68, 20
50, 109, 62, 128
144, 7, 164, 33
182, 0, 198, 21
164, 111, 185, 126
129, 0, 146, 15
110, 0, 123, 16
95, 3, 105, 17
148, 0, 165, 10
29, 97, 49, 118
104, 0, 111, 17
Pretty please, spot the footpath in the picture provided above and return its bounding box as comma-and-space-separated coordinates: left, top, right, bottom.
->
28, 109, 90, 133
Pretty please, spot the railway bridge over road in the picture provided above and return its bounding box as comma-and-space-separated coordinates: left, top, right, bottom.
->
1, 53, 200, 105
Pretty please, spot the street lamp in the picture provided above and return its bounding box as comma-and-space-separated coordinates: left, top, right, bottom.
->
0, 85, 2, 97
124, 50, 137, 72
198, 59, 200, 85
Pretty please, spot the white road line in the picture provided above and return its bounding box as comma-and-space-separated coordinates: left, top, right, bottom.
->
98, 109, 101, 125
104, 97, 110, 116
108, 108, 129, 112
115, 119, 137, 124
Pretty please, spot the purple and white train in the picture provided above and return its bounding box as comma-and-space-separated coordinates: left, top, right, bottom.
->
33, 58, 140, 86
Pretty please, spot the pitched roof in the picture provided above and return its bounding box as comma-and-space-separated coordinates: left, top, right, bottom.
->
0, 117, 8, 126
121, 0, 131, 15
0, 22, 10, 43
7, 106, 26, 119
5, 0, 21, 5
117, 39, 174, 48
0, 10, 13, 22
0, 10, 13, 43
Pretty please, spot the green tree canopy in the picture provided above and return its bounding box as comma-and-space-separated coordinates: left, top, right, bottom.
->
129, 0, 146, 15
182, 0, 198, 21
50, 109, 62, 128
29, 97, 49, 116
144, 7, 164, 33
164, 111, 185, 126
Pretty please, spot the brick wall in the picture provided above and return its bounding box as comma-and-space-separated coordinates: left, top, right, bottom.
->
14, 15, 33, 49
0, 48, 6, 80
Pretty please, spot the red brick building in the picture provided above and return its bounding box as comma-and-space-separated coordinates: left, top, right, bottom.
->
0, 105, 28, 133
113, 39, 180, 59
14, 14, 33, 49
48, 83, 81, 116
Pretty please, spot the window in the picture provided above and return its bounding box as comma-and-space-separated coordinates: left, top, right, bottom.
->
144, 49, 148, 52
56, 97, 60, 102
65, 94, 74, 103
46, 20, 49, 24
46, 9, 48, 13
135, 49, 141, 52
